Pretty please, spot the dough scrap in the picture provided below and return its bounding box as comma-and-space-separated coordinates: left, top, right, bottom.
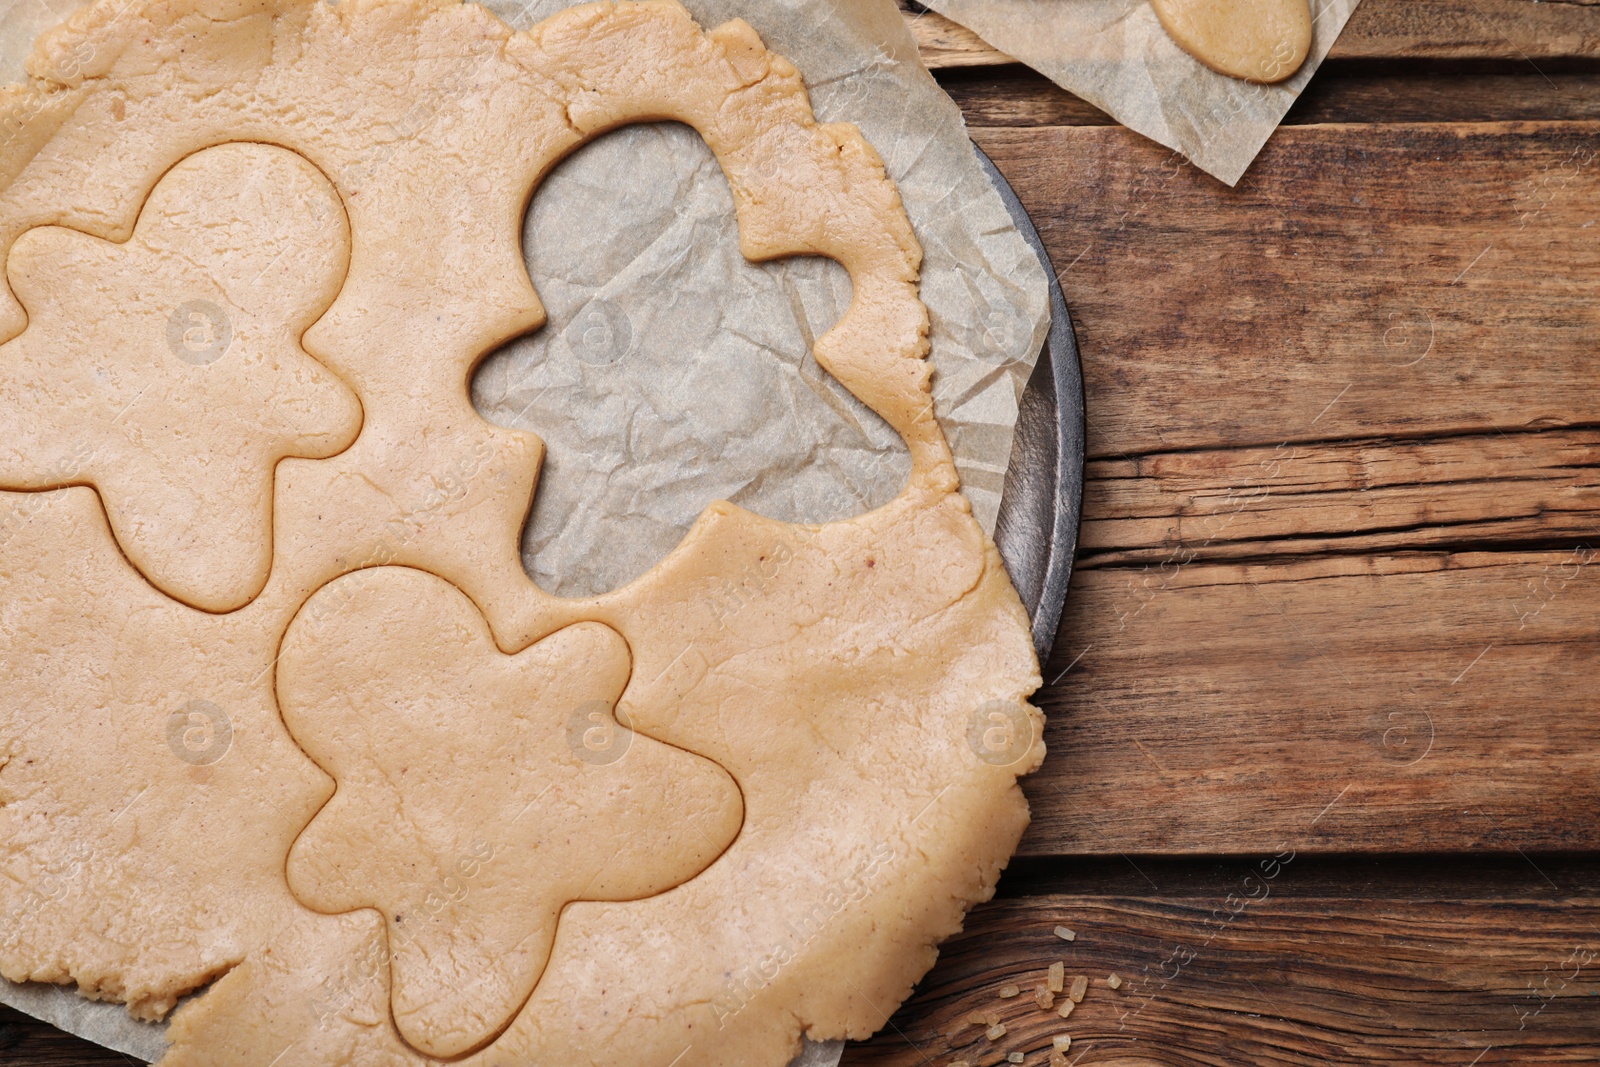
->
0, 1, 1044, 1064
279, 567, 743, 1059
0, 142, 359, 613
1150, 0, 1313, 83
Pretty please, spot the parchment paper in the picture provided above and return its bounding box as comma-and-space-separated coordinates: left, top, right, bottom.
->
473, 0, 1050, 596
916, 0, 1364, 186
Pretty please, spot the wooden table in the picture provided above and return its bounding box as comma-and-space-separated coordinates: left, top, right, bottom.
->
6, 0, 1599, 1063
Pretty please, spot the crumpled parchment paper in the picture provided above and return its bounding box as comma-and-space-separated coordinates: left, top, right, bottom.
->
916, 0, 1364, 186
474, 0, 1050, 597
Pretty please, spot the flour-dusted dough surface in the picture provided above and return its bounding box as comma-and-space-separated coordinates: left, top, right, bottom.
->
0, 142, 359, 612
1150, 0, 1312, 83
280, 570, 745, 1058
0, 2, 1043, 1065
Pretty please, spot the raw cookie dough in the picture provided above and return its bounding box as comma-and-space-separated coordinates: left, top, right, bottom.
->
1150, 0, 1313, 83
0, 1, 1043, 1065
0, 143, 359, 612
280, 568, 743, 1059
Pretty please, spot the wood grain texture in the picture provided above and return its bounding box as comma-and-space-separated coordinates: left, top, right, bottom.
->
979, 121, 1600, 858
1078, 428, 1600, 566
900, 2, 1014, 68
1283, 70, 1600, 126
0, 1007, 131, 1064
1334, 0, 1600, 62
901, 0, 1600, 68
975, 122, 1600, 458
940, 68, 1600, 127
1022, 549, 1600, 855
841, 875, 1600, 1065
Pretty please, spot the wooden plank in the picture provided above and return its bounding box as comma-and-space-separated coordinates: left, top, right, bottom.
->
992, 852, 1600, 899
1335, 0, 1600, 62
1285, 70, 1600, 126
941, 68, 1600, 128
974, 121, 1600, 459
1078, 427, 1600, 567
974, 121, 1600, 857
1021, 549, 1600, 856
902, 0, 1600, 68
900, 2, 1013, 68
938, 68, 1115, 126
842, 874, 1600, 1065
0, 1007, 128, 1065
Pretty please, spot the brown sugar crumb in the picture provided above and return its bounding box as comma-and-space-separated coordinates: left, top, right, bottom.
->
1050, 1053, 1069, 1067
1068, 975, 1088, 1003
1054, 925, 1076, 942
1056, 998, 1075, 1020
966, 1011, 990, 1026
986, 1023, 1008, 1041
999, 983, 1021, 999
1047, 961, 1064, 993
1007, 1054, 1025, 1065
1034, 985, 1055, 1010
1052, 1034, 1073, 1052
1107, 973, 1123, 990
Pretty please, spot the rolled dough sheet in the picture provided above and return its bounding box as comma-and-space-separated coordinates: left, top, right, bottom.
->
0, 2, 1045, 1066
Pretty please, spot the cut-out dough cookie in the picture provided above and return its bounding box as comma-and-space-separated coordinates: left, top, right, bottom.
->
0, 142, 359, 612
0, 2, 1043, 1065
1151, 0, 1313, 83
279, 567, 743, 1058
